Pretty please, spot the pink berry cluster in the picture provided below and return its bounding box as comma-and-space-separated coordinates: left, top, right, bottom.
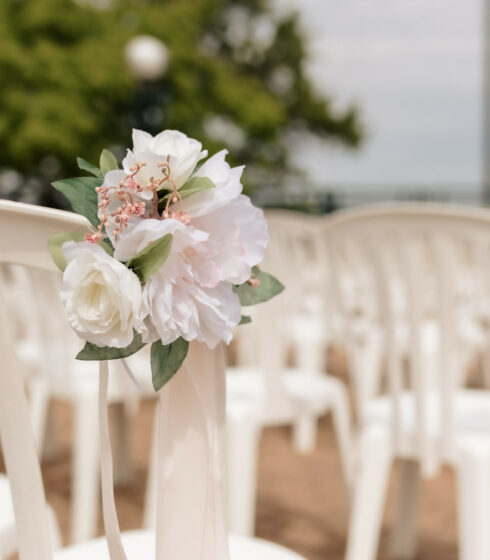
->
86, 156, 191, 244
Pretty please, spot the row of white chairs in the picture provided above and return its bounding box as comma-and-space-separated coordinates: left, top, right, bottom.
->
228, 205, 490, 560
4, 201, 490, 559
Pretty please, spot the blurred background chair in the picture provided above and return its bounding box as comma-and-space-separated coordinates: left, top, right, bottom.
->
326, 204, 490, 560
263, 211, 332, 375
222, 210, 355, 538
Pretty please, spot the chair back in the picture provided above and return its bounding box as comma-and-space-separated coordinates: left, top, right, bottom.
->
326, 203, 490, 474
233, 211, 329, 422
262, 210, 327, 314
0, 200, 88, 560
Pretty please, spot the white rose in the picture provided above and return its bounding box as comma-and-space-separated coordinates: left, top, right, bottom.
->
123, 128, 208, 190
60, 242, 145, 348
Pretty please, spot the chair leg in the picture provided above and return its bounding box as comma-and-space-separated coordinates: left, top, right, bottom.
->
330, 382, 355, 498
226, 405, 261, 536
295, 338, 326, 373
27, 374, 50, 454
293, 411, 318, 454
457, 443, 490, 560
71, 395, 100, 544
42, 403, 60, 460
388, 459, 420, 559
482, 344, 490, 389
345, 427, 392, 560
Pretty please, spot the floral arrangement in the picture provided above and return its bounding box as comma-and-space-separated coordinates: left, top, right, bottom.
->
48, 129, 283, 390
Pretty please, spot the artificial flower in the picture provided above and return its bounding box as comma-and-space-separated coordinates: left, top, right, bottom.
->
61, 242, 146, 347
124, 129, 207, 190
115, 218, 241, 348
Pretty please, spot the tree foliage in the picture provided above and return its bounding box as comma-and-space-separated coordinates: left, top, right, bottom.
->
0, 0, 362, 205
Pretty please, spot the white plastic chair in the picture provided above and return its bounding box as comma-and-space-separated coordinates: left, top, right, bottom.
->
0, 251, 157, 545
52, 530, 306, 560
0, 199, 306, 560
234, 210, 351, 456
226, 296, 354, 525
264, 210, 331, 373
221, 211, 354, 536
326, 203, 490, 560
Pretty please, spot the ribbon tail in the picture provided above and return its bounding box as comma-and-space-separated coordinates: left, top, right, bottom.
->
99, 360, 128, 560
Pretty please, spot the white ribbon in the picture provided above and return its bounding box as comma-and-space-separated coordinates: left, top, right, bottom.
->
98, 361, 128, 560
98, 343, 230, 560
154, 342, 230, 560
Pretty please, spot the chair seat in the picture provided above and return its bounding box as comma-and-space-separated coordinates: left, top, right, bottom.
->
286, 312, 328, 344
283, 369, 344, 411
363, 389, 490, 459
53, 529, 306, 560
227, 366, 344, 423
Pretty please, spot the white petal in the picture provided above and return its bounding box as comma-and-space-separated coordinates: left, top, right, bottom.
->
182, 151, 244, 217
132, 129, 154, 153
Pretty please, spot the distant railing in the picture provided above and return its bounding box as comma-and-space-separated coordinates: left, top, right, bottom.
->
251, 183, 485, 213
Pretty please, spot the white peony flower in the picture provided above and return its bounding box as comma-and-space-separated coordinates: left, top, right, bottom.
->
61, 242, 146, 348
145, 279, 241, 349
191, 194, 269, 285
115, 218, 241, 348
181, 150, 243, 217
179, 150, 269, 284
123, 128, 208, 190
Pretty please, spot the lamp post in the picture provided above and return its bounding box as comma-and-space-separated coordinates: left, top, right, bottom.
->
125, 35, 169, 133
125, 35, 169, 81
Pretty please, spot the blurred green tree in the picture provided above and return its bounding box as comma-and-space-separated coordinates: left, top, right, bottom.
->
0, 0, 362, 206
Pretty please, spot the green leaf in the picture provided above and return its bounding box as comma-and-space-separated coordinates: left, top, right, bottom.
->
161, 176, 215, 203
233, 267, 284, 306
239, 315, 252, 325
48, 231, 86, 271
49, 231, 113, 271
151, 338, 189, 391
76, 332, 145, 361
100, 238, 114, 256
77, 157, 103, 178
52, 176, 102, 228
127, 234, 173, 283
99, 149, 119, 176
179, 176, 215, 198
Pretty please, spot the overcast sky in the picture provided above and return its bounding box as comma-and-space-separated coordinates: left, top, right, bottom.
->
277, 0, 482, 191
